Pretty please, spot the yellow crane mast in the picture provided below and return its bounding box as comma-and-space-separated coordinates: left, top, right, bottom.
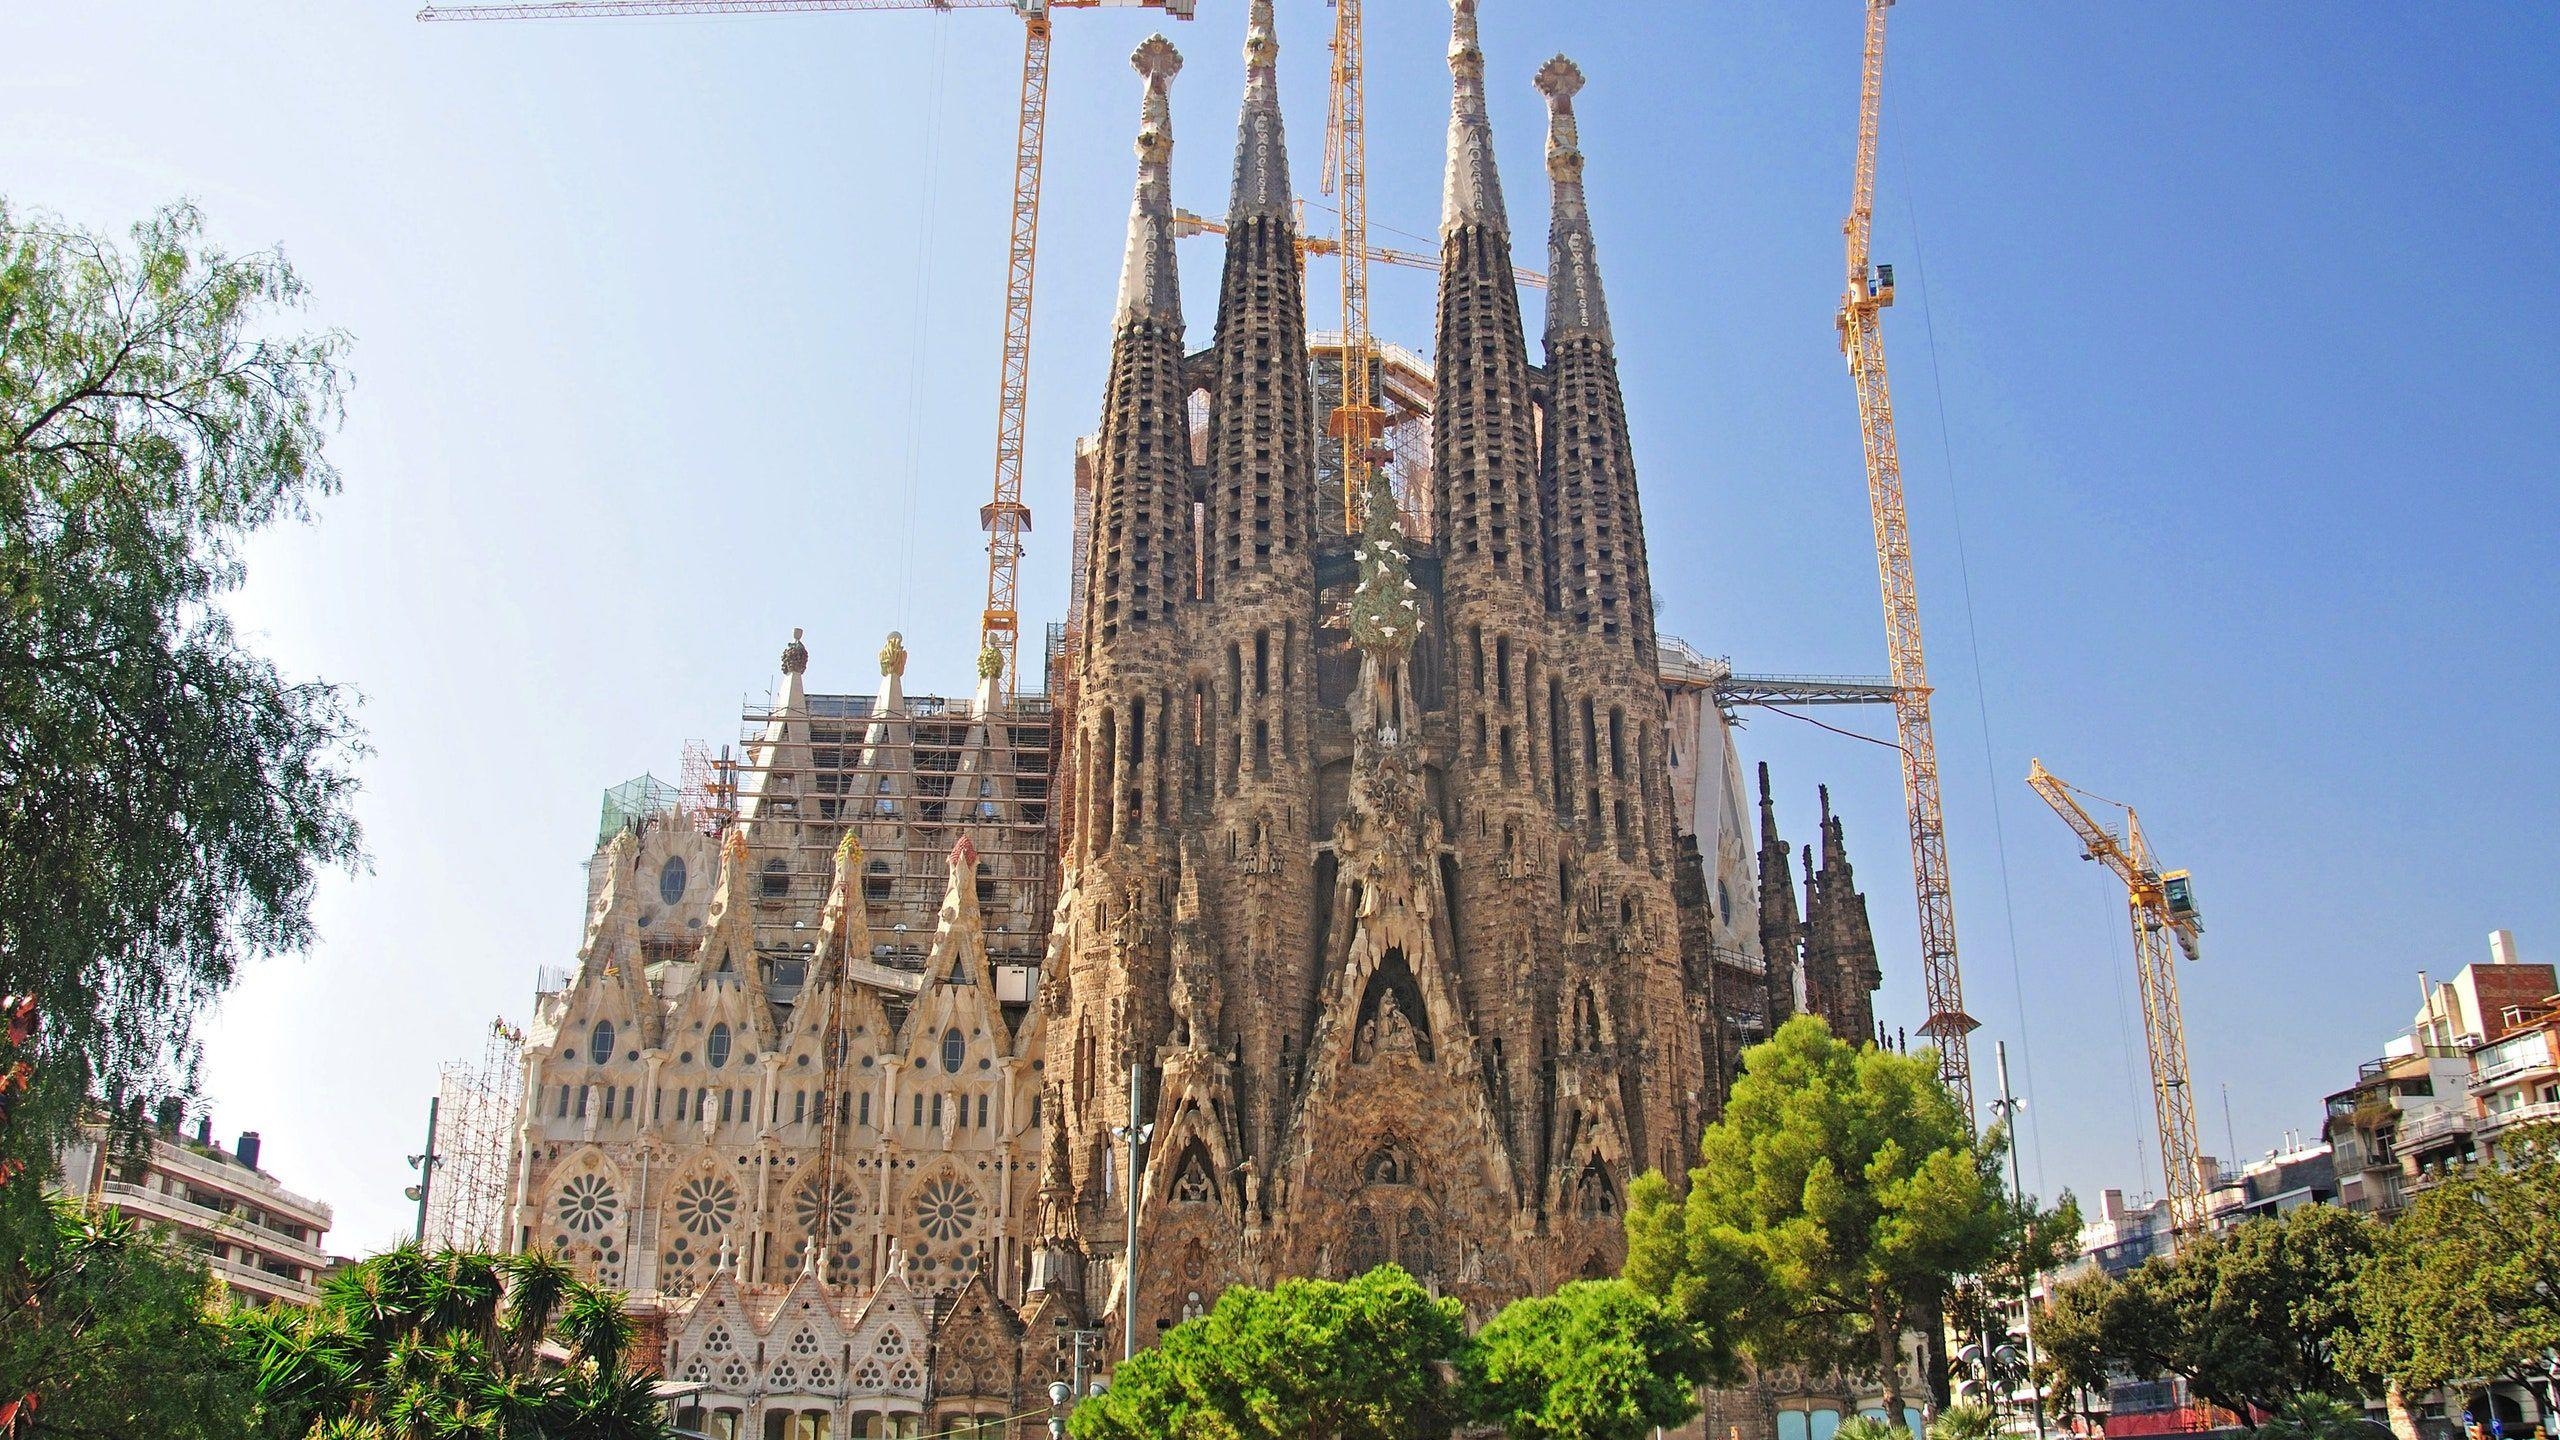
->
1836, 0, 1977, 1121
1322, 0, 1388, 532
420, 0, 1198, 702
2026, 759, 2209, 1232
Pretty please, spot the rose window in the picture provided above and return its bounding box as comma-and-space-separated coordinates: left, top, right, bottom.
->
673, 1175, 739, 1237
912, 1177, 980, 1243
555, 1174, 620, 1235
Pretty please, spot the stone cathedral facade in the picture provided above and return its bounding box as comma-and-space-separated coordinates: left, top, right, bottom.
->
1034, 0, 1844, 1344
505, 4, 1888, 1435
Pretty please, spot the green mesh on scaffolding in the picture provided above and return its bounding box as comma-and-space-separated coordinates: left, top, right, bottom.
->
598, 773, 677, 844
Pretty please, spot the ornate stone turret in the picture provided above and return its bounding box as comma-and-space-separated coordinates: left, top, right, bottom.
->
1756, 762, 1802, 1032
1806, 786, 1883, 1047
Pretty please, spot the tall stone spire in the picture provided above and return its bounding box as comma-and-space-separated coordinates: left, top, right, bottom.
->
1204, 0, 1315, 588
1535, 54, 1652, 657
1535, 56, 1609, 346
1081, 35, 1193, 650
1228, 0, 1288, 221
1756, 762, 1802, 1029
1442, 0, 1506, 236
1430, 0, 1542, 592
1116, 36, 1183, 326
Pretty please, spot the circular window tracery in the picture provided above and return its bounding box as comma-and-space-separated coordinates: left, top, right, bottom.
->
673, 1174, 740, 1237
707, 1024, 732, 1069
556, 1173, 620, 1235
660, 856, 688, 905
588, 1021, 616, 1066
913, 1177, 980, 1243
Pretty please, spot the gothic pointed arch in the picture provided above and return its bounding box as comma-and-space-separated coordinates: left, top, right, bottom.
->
542, 1146, 627, 1287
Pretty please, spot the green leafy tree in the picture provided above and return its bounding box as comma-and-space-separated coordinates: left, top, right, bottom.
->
0, 198, 363, 1161
2341, 1126, 2560, 1440
1068, 1267, 1468, 1440
1625, 1015, 2053, 1418
0, 1188, 259, 1438
1461, 1279, 1721, 1440
226, 1245, 664, 1440
2034, 1203, 2373, 1426
2033, 1269, 2121, 1428
1834, 1417, 1910, 1440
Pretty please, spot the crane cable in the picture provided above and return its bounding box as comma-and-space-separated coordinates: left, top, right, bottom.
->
1900, 190, 2049, 1194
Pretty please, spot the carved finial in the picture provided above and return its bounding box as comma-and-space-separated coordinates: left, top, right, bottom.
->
950, 832, 979, 875
780, 627, 809, 676
1539, 54, 1610, 345
834, 829, 864, 878
976, 642, 1004, 681
879, 631, 907, 679
1118, 37, 1185, 324
1441, 0, 1506, 236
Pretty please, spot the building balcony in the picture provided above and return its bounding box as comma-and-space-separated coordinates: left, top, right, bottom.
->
2479, 1098, 2560, 1138
148, 1141, 332, 1230
2394, 1106, 2474, 1150
204, 1246, 320, 1307
2471, 1063, 2557, 1096
99, 1181, 329, 1264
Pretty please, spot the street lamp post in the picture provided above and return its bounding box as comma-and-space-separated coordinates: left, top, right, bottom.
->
1111, 1062, 1154, 1363
404, 1095, 441, 1244
1993, 1042, 2049, 1440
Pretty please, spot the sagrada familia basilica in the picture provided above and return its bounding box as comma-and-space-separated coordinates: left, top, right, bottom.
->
507, 4, 1888, 1436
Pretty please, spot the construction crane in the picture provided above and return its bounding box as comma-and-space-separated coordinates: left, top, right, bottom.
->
1836, 0, 1977, 1122
1167, 206, 1548, 289
2026, 759, 2208, 1232
419, 0, 1198, 702
1321, 0, 1386, 533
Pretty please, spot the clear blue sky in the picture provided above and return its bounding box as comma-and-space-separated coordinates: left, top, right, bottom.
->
6, 3, 2555, 1251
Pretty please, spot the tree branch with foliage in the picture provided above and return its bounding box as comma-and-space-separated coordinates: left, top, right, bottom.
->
1625, 1016, 2065, 1420
2341, 1124, 2560, 1440
2036, 1203, 2372, 1428
0, 197, 364, 1166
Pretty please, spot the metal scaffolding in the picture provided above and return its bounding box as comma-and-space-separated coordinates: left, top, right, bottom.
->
426, 1018, 525, 1253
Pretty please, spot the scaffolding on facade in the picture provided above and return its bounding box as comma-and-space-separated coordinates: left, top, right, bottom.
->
730, 690, 1061, 990
597, 773, 678, 845
1311, 334, 1436, 543
678, 740, 739, 836
426, 1017, 525, 1253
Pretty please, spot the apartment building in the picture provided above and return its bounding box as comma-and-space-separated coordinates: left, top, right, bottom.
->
56, 1116, 335, 1308
2323, 931, 2555, 1216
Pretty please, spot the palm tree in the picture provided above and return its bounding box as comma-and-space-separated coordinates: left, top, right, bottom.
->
229, 1244, 665, 1440
2257, 1395, 2379, 1440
